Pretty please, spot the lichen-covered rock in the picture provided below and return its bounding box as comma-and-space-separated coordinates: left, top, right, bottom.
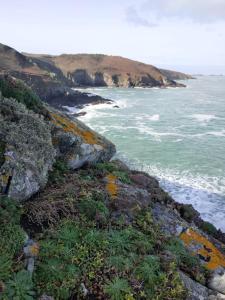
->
50, 110, 116, 169
180, 272, 225, 300
209, 268, 225, 295
0, 96, 55, 201
105, 173, 151, 220
0, 87, 116, 201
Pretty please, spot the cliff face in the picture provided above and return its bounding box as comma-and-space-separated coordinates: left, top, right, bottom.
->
1, 78, 225, 300
0, 44, 112, 109
160, 68, 194, 80
27, 53, 188, 88
0, 43, 192, 95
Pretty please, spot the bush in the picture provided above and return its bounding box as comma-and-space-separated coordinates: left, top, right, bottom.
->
200, 221, 218, 236
0, 76, 43, 114
48, 159, 69, 184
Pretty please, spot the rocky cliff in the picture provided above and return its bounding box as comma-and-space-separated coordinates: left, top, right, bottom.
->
160, 69, 194, 80
0, 43, 193, 101
26, 53, 188, 88
0, 43, 112, 110
1, 76, 225, 300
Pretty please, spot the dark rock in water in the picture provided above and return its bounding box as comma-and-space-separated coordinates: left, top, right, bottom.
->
72, 111, 87, 117
113, 105, 120, 108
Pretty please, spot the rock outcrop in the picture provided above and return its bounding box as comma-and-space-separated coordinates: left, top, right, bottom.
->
0, 79, 115, 201
0, 95, 55, 201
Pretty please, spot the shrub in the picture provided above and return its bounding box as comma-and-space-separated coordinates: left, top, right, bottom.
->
0, 76, 43, 114
48, 159, 69, 184
200, 221, 218, 236
78, 194, 109, 223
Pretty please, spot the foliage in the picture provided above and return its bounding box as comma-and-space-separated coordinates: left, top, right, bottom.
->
113, 170, 131, 184
48, 159, 69, 184
0, 76, 43, 114
3, 270, 35, 300
0, 197, 25, 282
1, 163, 188, 299
200, 221, 218, 236
96, 162, 131, 184
165, 238, 199, 269
78, 193, 109, 223
135, 255, 161, 285
104, 277, 131, 300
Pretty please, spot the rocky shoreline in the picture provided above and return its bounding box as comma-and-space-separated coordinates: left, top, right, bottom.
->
1, 75, 225, 299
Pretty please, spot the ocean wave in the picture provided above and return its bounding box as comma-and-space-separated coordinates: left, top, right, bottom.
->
116, 154, 225, 231
190, 114, 219, 123
135, 114, 160, 121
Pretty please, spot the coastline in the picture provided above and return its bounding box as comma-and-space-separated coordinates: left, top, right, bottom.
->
1, 77, 225, 299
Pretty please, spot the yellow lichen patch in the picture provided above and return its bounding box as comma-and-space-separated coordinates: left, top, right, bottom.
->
50, 112, 99, 145
106, 174, 118, 199
29, 243, 39, 257
180, 228, 225, 270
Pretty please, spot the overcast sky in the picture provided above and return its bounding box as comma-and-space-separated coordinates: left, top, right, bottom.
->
1, 0, 225, 74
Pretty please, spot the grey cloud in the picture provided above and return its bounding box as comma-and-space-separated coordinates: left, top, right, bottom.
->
141, 0, 225, 23
125, 6, 156, 27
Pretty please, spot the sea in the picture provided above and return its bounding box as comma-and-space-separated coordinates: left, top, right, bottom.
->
71, 76, 225, 231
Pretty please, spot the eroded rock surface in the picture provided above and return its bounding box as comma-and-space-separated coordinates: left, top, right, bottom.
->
0, 92, 115, 201
0, 96, 55, 201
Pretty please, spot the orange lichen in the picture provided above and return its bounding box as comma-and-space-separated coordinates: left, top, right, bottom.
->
29, 243, 39, 257
180, 228, 225, 270
106, 174, 118, 199
50, 112, 99, 145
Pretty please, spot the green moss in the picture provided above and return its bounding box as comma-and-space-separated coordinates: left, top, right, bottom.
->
0, 76, 44, 114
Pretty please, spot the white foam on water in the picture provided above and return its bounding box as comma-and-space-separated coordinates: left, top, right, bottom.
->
135, 114, 160, 121
62, 106, 79, 114
190, 114, 218, 123
117, 154, 225, 231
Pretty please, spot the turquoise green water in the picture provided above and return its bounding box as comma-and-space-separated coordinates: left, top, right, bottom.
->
74, 76, 225, 231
